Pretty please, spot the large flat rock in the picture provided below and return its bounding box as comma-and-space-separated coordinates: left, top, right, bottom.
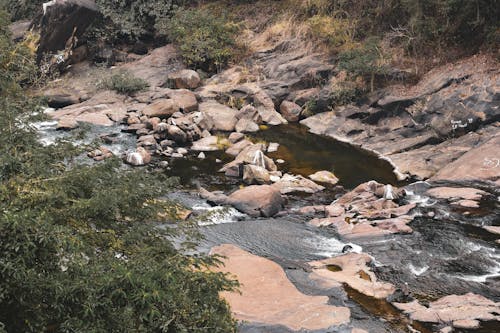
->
211, 244, 351, 331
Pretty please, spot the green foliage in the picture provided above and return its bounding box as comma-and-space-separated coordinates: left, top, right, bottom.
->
157, 8, 241, 72
0, 9, 238, 332
94, 0, 187, 40
338, 38, 388, 91
101, 70, 149, 95
0, 0, 44, 20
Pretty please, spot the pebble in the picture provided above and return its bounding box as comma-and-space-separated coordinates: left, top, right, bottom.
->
268, 142, 279, 153
198, 152, 206, 159
276, 159, 285, 164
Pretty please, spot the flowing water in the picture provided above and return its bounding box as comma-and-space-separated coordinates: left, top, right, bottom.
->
37, 120, 500, 332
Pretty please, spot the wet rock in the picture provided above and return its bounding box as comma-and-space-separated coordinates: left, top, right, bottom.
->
191, 136, 228, 152
271, 174, 325, 194
235, 118, 259, 133
87, 146, 113, 161
227, 185, 284, 217
393, 293, 500, 329
34, 0, 99, 58
48, 91, 126, 128
142, 99, 179, 118
124, 147, 151, 166
309, 253, 396, 299
279, 100, 302, 122
484, 226, 500, 235
225, 139, 253, 156
199, 101, 238, 132
168, 69, 201, 89
309, 170, 339, 186
309, 181, 414, 238
210, 244, 350, 331
220, 144, 277, 177
267, 142, 279, 153
243, 165, 271, 184
228, 132, 245, 143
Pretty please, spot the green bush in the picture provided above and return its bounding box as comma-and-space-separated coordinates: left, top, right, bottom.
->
101, 70, 149, 95
0, 0, 44, 20
157, 8, 241, 73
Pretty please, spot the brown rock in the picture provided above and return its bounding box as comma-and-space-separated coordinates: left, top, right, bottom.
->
227, 185, 284, 217
199, 101, 238, 132
243, 165, 271, 184
168, 69, 201, 89
142, 99, 179, 118
166, 89, 198, 112
309, 253, 396, 299
235, 118, 259, 133
272, 174, 325, 194
124, 147, 151, 166
280, 100, 302, 122
309, 170, 339, 185
211, 244, 351, 331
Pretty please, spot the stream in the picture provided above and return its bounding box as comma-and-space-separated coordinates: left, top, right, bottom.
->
36, 119, 500, 333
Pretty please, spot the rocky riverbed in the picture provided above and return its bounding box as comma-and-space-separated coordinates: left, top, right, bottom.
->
21, 4, 500, 330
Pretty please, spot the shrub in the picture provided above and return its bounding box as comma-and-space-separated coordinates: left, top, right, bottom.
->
307, 14, 356, 50
101, 70, 149, 95
157, 8, 241, 73
338, 38, 388, 91
0, 0, 44, 21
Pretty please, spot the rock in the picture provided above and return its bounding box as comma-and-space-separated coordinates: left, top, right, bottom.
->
87, 146, 113, 161
191, 136, 229, 152
121, 45, 183, 88
308, 181, 414, 238
484, 226, 500, 235
142, 99, 179, 118
137, 134, 157, 147
44, 89, 83, 108
47, 91, 126, 128
228, 132, 245, 143
309, 253, 396, 299
235, 118, 259, 133
197, 152, 206, 159
426, 187, 488, 201
165, 89, 198, 112
167, 125, 187, 144
280, 100, 302, 122
176, 147, 188, 155
236, 105, 262, 124
125, 147, 151, 166
34, 0, 99, 59
220, 144, 277, 176
243, 165, 271, 184
56, 117, 78, 130
210, 244, 351, 331
199, 101, 238, 132
168, 69, 201, 89
227, 185, 284, 217
256, 106, 288, 126
267, 142, 279, 153
393, 293, 500, 329
272, 174, 325, 194
309, 170, 339, 185
225, 139, 253, 156
8, 20, 31, 42
432, 134, 500, 183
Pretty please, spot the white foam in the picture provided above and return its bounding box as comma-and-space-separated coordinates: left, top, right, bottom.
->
194, 205, 246, 226
408, 263, 429, 276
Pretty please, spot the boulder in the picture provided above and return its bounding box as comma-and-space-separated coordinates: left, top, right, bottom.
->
393, 293, 500, 329
34, 0, 99, 59
309, 170, 339, 185
199, 101, 238, 132
243, 165, 271, 184
236, 105, 262, 124
309, 253, 396, 299
235, 118, 259, 133
142, 99, 179, 118
124, 147, 151, 166
272, 174, 325, 194
191, 136, 229, 152
167, 125, 188, 144
8, 20, 31, 42
165, 89, 198, 112
225, 139, 253, 156
210, 244, 351, 331
227, 185, 284, 217
279, 100, 302, 122
168, 69, 201, 89
228, 132, 245, 143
